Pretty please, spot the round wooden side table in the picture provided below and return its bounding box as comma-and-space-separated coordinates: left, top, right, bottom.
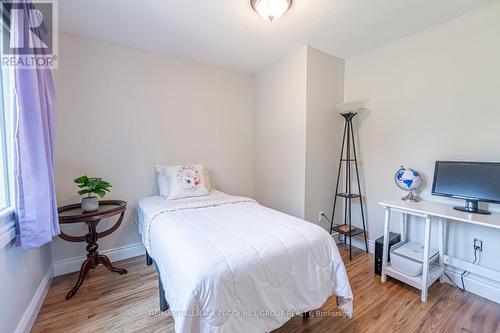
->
58, 200, 128, 300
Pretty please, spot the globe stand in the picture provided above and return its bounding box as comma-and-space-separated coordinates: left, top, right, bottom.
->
402, 191, 419, 202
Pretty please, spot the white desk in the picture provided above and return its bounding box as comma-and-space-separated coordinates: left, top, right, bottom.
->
379, 199, 500, 302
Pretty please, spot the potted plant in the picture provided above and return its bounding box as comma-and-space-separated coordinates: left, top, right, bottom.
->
74, 176, 112, 212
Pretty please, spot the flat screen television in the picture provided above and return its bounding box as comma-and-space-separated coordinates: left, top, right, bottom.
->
432, 161, 500, 215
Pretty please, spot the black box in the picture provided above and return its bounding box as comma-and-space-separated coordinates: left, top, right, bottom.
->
374, 232, 401, 275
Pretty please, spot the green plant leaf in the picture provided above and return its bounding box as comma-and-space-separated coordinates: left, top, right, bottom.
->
78, 189, 91, 195
95, 184, 111, 191
75, 176, 112, 197
74, 175, 89, 185
94, 189, 106, 198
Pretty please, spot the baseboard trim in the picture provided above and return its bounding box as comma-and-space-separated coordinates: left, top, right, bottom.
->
53, 242, 146, 276
444, 266, 500, 304
345, 238, 375, 254
14, 268, 53, 333
333, 232, 375, 254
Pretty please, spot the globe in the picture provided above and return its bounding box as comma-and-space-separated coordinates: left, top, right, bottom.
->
395, 166, 422, 202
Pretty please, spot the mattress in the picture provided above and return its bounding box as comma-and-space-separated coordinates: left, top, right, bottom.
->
137, 191, 353, 333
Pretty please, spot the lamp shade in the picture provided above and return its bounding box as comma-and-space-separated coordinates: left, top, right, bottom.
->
251, 0, 292, 22
336, 101, 365, 113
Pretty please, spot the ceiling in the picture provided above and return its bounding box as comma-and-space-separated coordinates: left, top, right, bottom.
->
59, 0, 498, 74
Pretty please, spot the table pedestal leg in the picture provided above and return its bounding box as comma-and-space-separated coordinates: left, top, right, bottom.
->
98, 254, 127, 274
66, 259, 93, 300
65, 222, 127, 299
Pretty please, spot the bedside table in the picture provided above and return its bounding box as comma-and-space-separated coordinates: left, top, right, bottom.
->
58, 200, 128, 299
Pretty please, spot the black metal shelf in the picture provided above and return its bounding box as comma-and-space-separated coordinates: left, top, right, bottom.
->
332, 225, 366, 237
336, 192, 360, 199
329, 111, 368, 260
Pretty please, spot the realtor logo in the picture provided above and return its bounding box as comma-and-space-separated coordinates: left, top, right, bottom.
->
1, 0, 58, 68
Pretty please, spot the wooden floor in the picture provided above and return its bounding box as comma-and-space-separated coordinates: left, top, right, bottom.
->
32, 245, 500, 333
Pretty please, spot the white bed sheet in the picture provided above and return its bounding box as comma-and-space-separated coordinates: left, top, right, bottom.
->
138, 191, 353, 333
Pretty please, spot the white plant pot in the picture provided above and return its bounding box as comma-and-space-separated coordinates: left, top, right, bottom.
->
81, 196, 99, 212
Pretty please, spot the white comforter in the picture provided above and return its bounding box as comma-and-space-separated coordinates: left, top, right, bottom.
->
138, 191, 353, 333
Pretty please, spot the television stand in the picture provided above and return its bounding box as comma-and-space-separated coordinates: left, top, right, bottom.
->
453, 199, 491, 215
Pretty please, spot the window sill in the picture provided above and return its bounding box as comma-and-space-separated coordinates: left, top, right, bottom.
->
0, 208, 16, 248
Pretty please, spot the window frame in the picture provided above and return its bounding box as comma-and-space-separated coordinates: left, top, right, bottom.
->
0, 73, 16, 246
0, 8, 16, 247
0, 70, 14, 223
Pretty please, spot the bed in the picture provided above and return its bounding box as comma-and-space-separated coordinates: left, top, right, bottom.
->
137, 190, 353, 333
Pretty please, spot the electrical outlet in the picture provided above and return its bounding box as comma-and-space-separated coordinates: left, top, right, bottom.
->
474, 238, 483, 252
319, 211, 325, 222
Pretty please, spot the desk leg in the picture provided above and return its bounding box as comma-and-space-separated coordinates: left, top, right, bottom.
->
381, 208, 391, 283
438, 218, 445, 283
421, 216, 431, 302
401, 212, 407, 243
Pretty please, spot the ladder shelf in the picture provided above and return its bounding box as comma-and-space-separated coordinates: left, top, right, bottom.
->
329, 112, 368, 260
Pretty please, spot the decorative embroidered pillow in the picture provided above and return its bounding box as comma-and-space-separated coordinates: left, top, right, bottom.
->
156, 164, 210, 199
156, 165, 212, 198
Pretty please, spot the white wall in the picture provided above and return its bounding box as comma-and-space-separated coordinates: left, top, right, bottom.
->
253, 47, 308, 219
345, 2, 500, 271
253, 46, 346, 223
52, 33, 254, 269
304, 47, 345, 227
0, 244, 52, 333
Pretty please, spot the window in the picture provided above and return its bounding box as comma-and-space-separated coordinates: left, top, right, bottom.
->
0, 11, 14, 227
0, 72, 8, 211
0, 65, 14, 220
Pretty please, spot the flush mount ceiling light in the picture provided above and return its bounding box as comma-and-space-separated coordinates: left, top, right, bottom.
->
251, 0, 292, 22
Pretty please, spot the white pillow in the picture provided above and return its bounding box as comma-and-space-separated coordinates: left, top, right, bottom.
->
156, 164, 210, 199
203, 168, 212, 191
157, 171, 170, 197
